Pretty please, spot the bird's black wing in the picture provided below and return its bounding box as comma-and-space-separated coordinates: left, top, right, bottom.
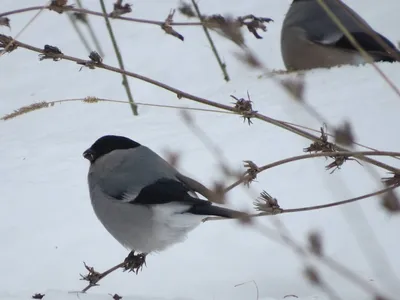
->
130, 178, 235, 218
332, 31, 399, 62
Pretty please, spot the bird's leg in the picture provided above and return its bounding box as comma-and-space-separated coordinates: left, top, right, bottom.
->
123, 250, 147, 274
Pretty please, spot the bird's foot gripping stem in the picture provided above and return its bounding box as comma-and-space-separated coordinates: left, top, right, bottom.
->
123, 251, 147, 274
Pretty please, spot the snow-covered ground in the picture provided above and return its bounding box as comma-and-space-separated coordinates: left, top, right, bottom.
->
1, 0, 400, 299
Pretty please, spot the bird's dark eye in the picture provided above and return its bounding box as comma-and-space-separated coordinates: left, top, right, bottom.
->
83, 149, 96, 162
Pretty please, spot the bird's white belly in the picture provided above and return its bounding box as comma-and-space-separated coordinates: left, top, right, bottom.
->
91, 192, 204, 253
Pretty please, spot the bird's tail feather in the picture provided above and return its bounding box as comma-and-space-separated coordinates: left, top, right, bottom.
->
187, 204, 248, 219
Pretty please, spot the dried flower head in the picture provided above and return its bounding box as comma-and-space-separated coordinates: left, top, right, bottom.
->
242, 160, 259, 186
0, 17, 11, 29
237, 15, 273, 39
281, 74, 305, 101
83, 96, 99, 103
110, 0, 132, 18
161, 9, 184, 41
80, 262, 102, 285
0, 34, 18, 53
178, 2, 195, 17
304, 266, 321, 285
381, 190, 400, 213
254, 191, 282, 215
334, 121, 355, 146
308, 231, 323, 256
39, 45, 63, 61
231, 92, 257, 125
304, 125, 335, 153
2, 102, 50, 121
382, 172, 400, 186
49, 0, 73, 14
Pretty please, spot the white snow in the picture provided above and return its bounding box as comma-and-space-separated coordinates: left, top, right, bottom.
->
1, 0, 400, 300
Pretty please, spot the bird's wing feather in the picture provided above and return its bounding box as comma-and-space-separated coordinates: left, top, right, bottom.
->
128, 178, 239, 218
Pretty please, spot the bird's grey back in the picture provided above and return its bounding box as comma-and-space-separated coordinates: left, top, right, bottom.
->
88, 145, 178, 201
284, 0, 372, 43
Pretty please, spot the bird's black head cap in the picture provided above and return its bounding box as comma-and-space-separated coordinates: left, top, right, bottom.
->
83, 135, 141, 163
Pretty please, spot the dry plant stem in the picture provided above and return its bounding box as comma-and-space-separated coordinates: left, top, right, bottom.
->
224, 150, 400, 193
80, 262, 125, 293
99, 0, 138, 116
0, 6, 203, 26
4, 37, 399, 174
67, 13, 92, 53
315, 0, 400, 98
191, 0, 230, 82
75, 0, 105, 57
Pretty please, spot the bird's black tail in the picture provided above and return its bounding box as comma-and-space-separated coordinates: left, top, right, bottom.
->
187, 201, 248, 219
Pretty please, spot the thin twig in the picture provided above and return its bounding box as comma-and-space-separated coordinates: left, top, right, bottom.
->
191, 0, 229, 81
67, 13, 92, 53
75, 0, 105, 57
99, 0, 138, 115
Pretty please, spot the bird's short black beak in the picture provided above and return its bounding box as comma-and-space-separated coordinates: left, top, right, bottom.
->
83, 148, 96, 162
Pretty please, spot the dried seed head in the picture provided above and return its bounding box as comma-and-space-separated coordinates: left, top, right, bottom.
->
308, 231, 323, 256
334, 121, 355, 147
109, 294, 123, 300
89, 51, 103, 64
207, 15, 244, 46
237, 15, 273, 39
281, 74, 305, 101
382, 172, 400, 186
243, 160, 259, 186
230, 93, 257, 125
209, 181, 226, 204
83, 96, 99, 103
80, 262, 102, 284
180, 109, 193, 124
49, 0, 73, 14
110, 1, 132, 18
0, 17, 10, 28
0, 34, 18, 52
73, 12, 88, 23
161, 9, 184, 41
235, 51, 263, 69
253, 191, 282, 215
2, 102, 50, 121
39, 45, 63, 61
178, 2, 195, 18
304, 266, 321, 286
304, 125, 335, 154
381, 190, 400, 213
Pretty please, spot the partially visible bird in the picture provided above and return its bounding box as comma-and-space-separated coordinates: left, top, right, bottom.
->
281, 0, 400, 71
83, 135, 247, 270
